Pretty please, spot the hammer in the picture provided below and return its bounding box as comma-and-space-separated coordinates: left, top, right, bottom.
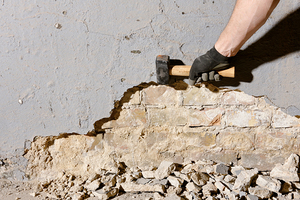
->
156, 55, 235, 85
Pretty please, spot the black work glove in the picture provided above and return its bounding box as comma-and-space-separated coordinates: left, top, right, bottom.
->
189, 46, 231, 85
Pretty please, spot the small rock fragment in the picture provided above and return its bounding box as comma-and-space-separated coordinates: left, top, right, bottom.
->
155, 160, 177, 180
270, 154, 300, 182
256, 175, 281, 192
214, 181, 226, 192
135, 178, 151, 185
248, 186, 272, 199
71, 192, 85, 200
202, 182, 218, 196
224, 175, 236, 183
167, 176, 184, 188
142, 171, 155, 179
85, 179, 101, 191
246, 194, 259, 200
231, 165, 245, 177
174, 171, 192, 181
186, 182, 201, 193
120, 182, 165, 193
93, 187, 118, 200
190, 172, 209, 186
165, 193, 183, 200
233, 168, 258, 191
166, 186, 182, 195
153, 192, 164, 200
215, 163, 230, 175
148, 178, 169, 187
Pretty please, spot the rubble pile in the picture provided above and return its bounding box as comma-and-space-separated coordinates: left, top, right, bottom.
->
33, 154, 300, 200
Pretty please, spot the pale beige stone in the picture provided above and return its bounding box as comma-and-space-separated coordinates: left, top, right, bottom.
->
142, 171, 155, 179
167, 176, 184, 188
272, 109, 300, 128
93, 187, 118, 200
225, 110, 271, 127
256, 175, 281, 192
182, 85, 222, 106
220, 91, 255, 105
155, 160, 176, 180
270, 154, 300, 182
143, 85, 178, 106
186, 182, 201, 193
120, 182, 165, 193
248, 186, 272, 199
202, 182, 218, 196
233, 168, 258, 191
85, 179, 101, 191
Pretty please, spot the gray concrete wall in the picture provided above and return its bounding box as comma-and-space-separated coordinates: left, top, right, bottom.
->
0, 0, 299, 155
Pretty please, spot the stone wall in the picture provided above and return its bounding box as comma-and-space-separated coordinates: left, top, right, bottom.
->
25, 83, 300, 180
1, 0, 299, 159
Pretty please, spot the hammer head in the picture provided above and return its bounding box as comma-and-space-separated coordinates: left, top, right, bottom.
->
156, 55, 170, 85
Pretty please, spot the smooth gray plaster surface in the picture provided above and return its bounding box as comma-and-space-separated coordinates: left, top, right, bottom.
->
0, 0, 299, 155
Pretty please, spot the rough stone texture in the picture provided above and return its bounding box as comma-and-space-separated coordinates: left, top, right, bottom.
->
24, 84, 300, 179
256, 175, 281, 193
270, 153, 300, 182
0, 2, 299, 184
233, 168, 259, 191
4, 155, 300, 200
248, 186, 273, 199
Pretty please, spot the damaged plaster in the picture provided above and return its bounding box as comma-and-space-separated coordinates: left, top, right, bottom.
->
0, 0, 299, 172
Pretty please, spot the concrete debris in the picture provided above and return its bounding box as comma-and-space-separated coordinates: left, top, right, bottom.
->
256, 175, 281, 192
248, 186, 273, 199
270, 153, 300, 182
154, 160, 177, 180
25, 154, 300, 200
233, 168, 258, 191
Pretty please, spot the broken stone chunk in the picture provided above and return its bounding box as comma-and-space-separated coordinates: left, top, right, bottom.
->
85, 179, 101, 191
120, 182, 165, 193
166, 186, 182, 195
155, 160, 177, 180
148, 178, 169, 187
202, 182, 218, 196
190, 172, 209, 186
93, 187, 118, 200
248, 186, 272, 199
153, 192, 164, 200
233, 168, 258, 191
167, 176, 184, 188
215, 163, 230, 175
186, 182, 201, 193
224, 174, 236, 183
165, 193, 183, 200
256, 175, 281, 192
270, 153, 300, 182
174, 171, 192, 182
214, 181, 226, 192
231, 165, 245, 177
135, 178, 151, 185
246, 194, 259, 200
142, 170, 155, 179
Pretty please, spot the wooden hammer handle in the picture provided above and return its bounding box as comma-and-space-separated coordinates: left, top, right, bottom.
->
169, 65, 235, 78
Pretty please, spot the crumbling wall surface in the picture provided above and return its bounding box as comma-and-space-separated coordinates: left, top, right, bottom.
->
0, 0, 299, 160
25, 83, 300, 180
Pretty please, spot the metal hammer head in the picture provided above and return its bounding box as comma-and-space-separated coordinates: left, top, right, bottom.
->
156, 55, 170, 85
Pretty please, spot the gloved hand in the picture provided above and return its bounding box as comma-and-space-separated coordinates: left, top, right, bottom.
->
189, 46, 231, 85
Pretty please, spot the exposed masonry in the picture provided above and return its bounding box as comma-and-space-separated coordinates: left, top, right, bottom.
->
25, 82, 300, 183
